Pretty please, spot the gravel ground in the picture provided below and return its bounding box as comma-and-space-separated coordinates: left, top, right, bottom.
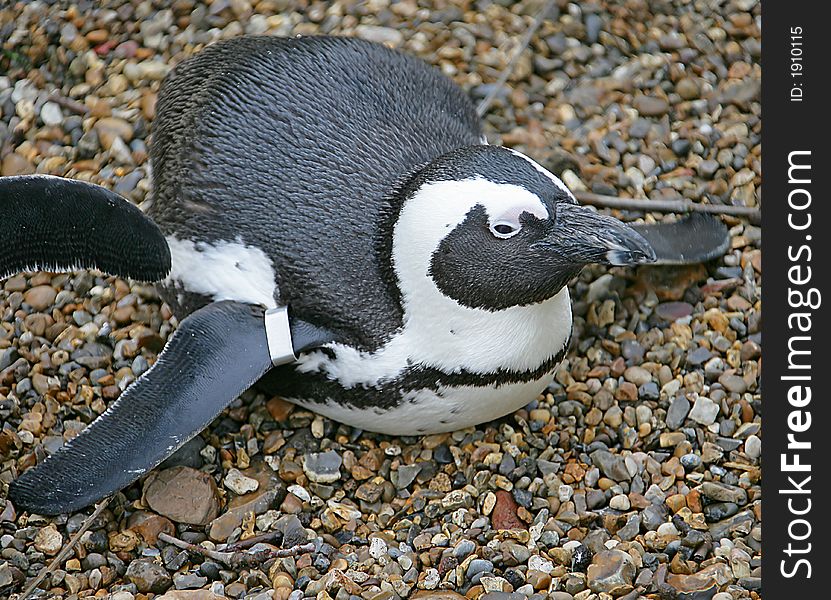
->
0, 1, 761, 599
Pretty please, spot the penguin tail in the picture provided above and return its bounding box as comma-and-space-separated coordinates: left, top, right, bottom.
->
0, 174, 170, 282
628, 213, 730, 265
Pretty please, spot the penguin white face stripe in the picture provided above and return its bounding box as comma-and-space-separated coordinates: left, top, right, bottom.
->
506, 148, 576, 201
394, 177, 548, 276
294, 178, 573, 390
165, 236, 279, 308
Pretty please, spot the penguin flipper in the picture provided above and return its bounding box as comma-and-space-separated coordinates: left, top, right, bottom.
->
628, 213, 730, 265
8, 300, 276, 515
0, 174, 170, 281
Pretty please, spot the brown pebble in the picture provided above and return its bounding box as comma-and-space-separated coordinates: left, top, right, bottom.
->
128, 511, 175, 545
491, 490, 525, 530
267, 397, 295, 421
1, 153, 35, 176
86, 29, 109, 43
665, 494, 686, 513
616, 382, 638, 401
23, 285, 57, 311
143, 466, 220, 525
633, 94, 670, 116
686, 489, 703, 513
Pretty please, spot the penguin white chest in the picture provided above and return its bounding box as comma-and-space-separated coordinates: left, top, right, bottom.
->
289, 287, 572, 434
294, 370, 559, 436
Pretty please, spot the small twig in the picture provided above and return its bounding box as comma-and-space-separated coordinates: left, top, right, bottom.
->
19, 498, 112, 600
573, 190, 761, 224
46, 94, 90, 116
476, 0, 556, 117
158, 532, 315, 570
222, 530, 283, 552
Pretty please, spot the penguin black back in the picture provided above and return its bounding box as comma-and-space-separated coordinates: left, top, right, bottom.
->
150, 36, 483, 349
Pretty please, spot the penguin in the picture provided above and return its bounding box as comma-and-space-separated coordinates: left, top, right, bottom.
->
0, 35, 725, 515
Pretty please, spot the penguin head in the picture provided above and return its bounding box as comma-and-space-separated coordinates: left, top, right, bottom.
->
389, 145, 655, 312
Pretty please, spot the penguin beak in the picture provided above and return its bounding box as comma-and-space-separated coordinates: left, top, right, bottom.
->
541, 203, 657, 266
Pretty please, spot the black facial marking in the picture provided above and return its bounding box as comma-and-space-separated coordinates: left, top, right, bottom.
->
429, 205, 582, 311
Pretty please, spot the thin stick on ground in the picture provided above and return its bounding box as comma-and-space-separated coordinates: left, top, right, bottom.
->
46, 94, 90, 116
476, 0, 556, 118
158, 532, 315, 570
573, 190, 761, 224
19, 497, 112, 600
222, 530, 283, 552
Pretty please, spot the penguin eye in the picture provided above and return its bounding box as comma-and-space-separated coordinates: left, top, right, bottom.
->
490, 220, 521, 239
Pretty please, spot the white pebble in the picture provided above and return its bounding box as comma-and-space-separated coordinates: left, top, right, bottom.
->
369, 537, 388, 559
528, 555, 554, 573
689, 396, 720, 425
223, 468, 259, 494
40, 101, 63, 126
422, 568, 440, 589
745, 435, 761, 459
287, 484, 311, 503
610, 494, 631, 511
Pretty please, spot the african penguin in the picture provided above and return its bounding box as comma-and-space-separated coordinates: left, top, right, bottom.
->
1, 35, 661, 514
147, 36, 654, 434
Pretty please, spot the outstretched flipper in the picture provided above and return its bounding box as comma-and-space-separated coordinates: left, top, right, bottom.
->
0, 175, 170, 281
9, 300, 334, 515
628, 213, 730, 265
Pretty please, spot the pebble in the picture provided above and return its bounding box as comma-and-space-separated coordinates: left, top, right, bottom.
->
303, 450, 342, 483
492, 490, 525, 530
688, 397, 720, 425
655, 301, 693, 321
609, 494, 630, 511
173, 572, 208, 590
126, 559, 172, 593
23, 285, 56, 311
590, 450, 631, 482
744, 434, 761, 459
396, 463, 422, 488
586, 550, 635, 595
698, 481, 748, 505
633, 95, 670, 116
223, 467, 259, 494
355, 25, 403, 46
33, 524, 63, 555
143, 466, 220, 525
40, 101, 63, 126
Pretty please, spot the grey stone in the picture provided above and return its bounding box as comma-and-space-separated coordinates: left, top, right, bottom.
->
173, 572, 208, 590
396, 464, 422, 489
125, 559, 172, 593
666, 396, 691, 429
590, 450, 631, 481
698, 482, 747, 504
275, 514, 308, 548
302, 450, 342, 483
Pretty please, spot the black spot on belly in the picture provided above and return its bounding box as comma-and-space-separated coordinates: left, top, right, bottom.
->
257, 334, 571, 411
